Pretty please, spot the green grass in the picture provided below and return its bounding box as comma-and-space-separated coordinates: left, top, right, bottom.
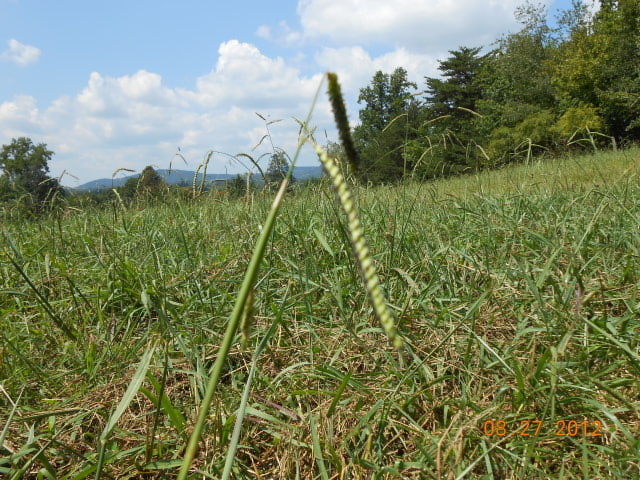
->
1, 146, 639, 479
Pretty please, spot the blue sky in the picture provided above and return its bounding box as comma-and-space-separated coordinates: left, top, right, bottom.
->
0, 0, 596, 186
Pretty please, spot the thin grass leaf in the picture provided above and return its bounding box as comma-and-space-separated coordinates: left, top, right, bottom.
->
0, 389, 22, 449
96, 344, 156, 480
310, 413, 329, 480
327, 369, 352, 417
3, 241, 77, 341
221, 315, 283, 480
141, 375, 187, 437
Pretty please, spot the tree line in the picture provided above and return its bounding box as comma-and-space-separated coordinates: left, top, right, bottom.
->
2, 1, 637, 212
0, 136, 297, 216
349, 0, 639, 183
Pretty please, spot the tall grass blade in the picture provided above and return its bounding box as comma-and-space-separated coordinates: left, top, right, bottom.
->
310, 413, 329, 480
3, 236, 77, 341
176, 77, 324, 480
95, 344, 156, 480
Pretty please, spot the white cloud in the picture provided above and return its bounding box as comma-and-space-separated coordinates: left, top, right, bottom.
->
315, 46, 439, 95
256, 21, 303, 47
585, 0, 600, 16
0, 41, 330, 186
1, 38, 41, 66
0, 95, 42, 135
256, 25, 272, 40
190, 40, 321, 109
298, 0, 554, 53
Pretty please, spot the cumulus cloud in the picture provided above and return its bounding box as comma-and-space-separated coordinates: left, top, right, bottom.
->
0, 95, 42, 135
1, 38, 41, 66
191, 40, 321, 109
315, 46, 439, 95
0, 41, 329, 185
298, 0, 554, 53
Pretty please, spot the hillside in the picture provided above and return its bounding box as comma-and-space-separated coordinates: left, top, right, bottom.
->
1, 148, 638, 479
73, 165, 323, 191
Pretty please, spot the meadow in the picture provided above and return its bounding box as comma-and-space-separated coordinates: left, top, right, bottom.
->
1, 146, 639, 479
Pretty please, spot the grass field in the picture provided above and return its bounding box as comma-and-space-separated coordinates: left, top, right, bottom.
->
1, 147, 639, 479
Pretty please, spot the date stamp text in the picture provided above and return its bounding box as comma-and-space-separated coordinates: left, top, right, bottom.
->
482, 419, 603, 437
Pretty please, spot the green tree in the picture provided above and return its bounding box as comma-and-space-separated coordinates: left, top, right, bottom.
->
474, 3, 564, 161
227, 173, 256, 199
419, 46, 486, 173
119, 175, 139, 201
478, 3, 557, 127
424, 46, 484, 119
552, 0, 640, 140
265, 150, 294, 186
118, 166, 166, 203
139, 165, 165, 194
0, 137, 64, 210
353, 67, 419, 183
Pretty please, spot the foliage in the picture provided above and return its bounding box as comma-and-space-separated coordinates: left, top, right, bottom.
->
264, 150, 294, 186
0, 137, 65, 212
353, 67, 419, 183
118, 165, 167, 204
555, 104, 604, 148
349, 1, 640, 181
550, 0, 640, 140
420, 46, 487, 174
139, 165, 165, 192
424, 46, 484, 119
227, 173, 257, 199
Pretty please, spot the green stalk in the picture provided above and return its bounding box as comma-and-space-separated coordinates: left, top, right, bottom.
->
326, 72, 359, 175
312, 72, 402, 349
176, 79, 323, 480
313, 141, 402, 349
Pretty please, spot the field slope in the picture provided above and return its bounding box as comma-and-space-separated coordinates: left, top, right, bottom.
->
1, 148, 639, 479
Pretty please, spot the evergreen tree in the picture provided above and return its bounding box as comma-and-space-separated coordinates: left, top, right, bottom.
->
265, 150, 294, 186
425, 46, 484, 119
421, 46, 486, 173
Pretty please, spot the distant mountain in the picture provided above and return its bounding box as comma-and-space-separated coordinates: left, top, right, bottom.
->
73, 166, 323, 192
290, 166, 324, 180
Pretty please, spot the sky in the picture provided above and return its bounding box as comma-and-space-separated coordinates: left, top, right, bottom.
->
0, 0, 597, 187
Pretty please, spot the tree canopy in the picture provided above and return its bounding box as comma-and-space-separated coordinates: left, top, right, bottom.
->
347, 0, 639, 183
0, 137, 64, 210
353, 67, 419, 182
265, 150, 295, 186
119, 165, 167, 202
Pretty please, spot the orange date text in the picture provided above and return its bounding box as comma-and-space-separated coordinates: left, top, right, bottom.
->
482, 419, 603, 437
